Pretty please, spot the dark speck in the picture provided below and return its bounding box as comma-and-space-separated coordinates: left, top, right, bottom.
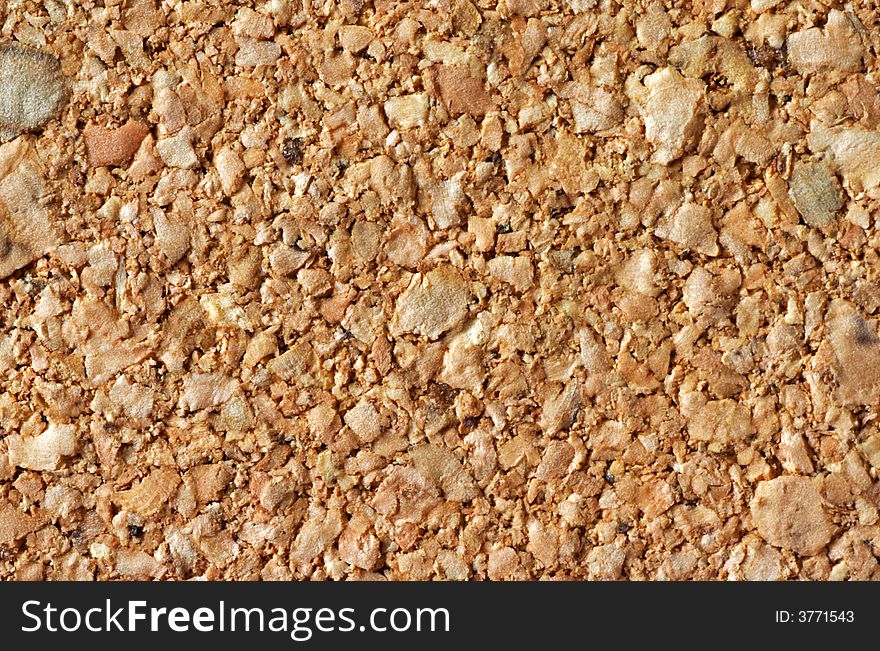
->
282, 137, 304, 166
128, 524, 144, 538
852, 315, 879, 347
428, 382, 457, 407
23, 274, 46, 297
746, 43, 784, 71
69, 528, 84, 546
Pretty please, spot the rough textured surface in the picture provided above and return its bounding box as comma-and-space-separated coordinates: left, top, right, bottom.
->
3, 1, 880, 582
750, 477, 834, 556
392, 266, 470, 339
0, 138, 60, 279
84, 120, 150, 168
0, 43, 68, 138
788, 160, 844, 228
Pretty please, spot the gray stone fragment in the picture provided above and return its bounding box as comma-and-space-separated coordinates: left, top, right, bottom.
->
788, 159, 844, 227
0, 43, 69, 139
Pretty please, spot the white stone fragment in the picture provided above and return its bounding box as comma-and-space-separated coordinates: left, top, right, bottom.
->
7, 423, 77, 471
157, 126, 198, 169
384, 93, 429, 130
750, 476, 834, 556
655, 202, 718, 256
392, 265, 470, 339
214, 146, 246, 196
640, 67, 704, 164
235, 39, 282, 67
787, 10, 864, 74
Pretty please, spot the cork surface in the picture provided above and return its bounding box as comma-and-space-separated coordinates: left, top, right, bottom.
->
2, 1, 880, 581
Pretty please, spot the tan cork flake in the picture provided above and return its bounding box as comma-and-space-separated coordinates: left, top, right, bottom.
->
1, 1, 880, 581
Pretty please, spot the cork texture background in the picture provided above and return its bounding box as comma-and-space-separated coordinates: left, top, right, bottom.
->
2, 0, 880, 580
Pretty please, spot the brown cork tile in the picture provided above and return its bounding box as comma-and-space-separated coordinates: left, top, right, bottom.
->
2, 0, 880, 581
